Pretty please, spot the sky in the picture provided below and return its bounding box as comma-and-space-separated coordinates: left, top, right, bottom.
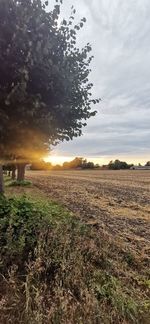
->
47, 0, 150, 165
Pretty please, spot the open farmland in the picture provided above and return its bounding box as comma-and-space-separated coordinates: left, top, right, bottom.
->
3, 169, 150, 323
27, 169, 150, 257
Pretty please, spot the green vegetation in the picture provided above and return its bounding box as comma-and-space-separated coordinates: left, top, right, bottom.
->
9, 180, 32, 187
0, 0, 100, 188
0, 192, 149, 323
92, 271, 138, 322
108, 159, 133, 170
31, 157, 99, 171
30, 157, 150, 171
3, 176, 32, 188
0, 195, 72, 271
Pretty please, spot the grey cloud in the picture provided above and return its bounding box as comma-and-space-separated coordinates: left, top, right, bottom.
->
48, 0, 150, 161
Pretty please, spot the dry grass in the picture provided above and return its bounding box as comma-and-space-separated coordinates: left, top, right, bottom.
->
0, 170, 150, 323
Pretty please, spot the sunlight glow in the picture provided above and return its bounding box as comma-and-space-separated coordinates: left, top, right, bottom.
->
44, 155, 74, 166
44, 154, 149, 166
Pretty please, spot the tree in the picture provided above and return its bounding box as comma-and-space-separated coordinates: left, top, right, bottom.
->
62, 157, 83, 169
108, 160, 132, 170
0, 0, 100, 192
30, 160, 52, 170
0, 165, 4, 193
82, 161, 95, 169
68, 157, 84, 169
3, 161, 16, 179
145, 161, 150, 166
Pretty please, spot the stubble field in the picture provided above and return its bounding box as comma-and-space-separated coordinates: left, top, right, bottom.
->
27, 169, 150, 259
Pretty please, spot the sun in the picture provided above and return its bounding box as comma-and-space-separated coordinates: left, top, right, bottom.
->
44, 155, 73, 166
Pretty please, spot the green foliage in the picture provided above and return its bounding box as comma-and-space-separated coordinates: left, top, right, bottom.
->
0, 195, 41, 268
82, 160, 95, 169
92, 271, 138, 322
9, 180, 32, 187
108, 159, 133, 170
63, 157, 84, 169
64, 157, 98, 169
0, 195, 71, 270
31, 157, 99, 170
0, 0, 100, 161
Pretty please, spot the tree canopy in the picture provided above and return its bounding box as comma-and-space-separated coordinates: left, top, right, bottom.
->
0, 0, 100, 166
145, 161, 150, 166
108, 160, 133, 170
30, 157, 99, 170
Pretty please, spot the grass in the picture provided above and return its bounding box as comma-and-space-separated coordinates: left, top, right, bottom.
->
4, 176, 32, 187
92, 271, 139, 322
9, 180, 32, 186
0, 182, 150, 323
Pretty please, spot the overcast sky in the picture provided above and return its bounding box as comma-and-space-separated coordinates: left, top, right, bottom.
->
49, 0, 150, 164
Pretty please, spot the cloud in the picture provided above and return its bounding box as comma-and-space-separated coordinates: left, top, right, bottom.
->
49, 0, 150, 161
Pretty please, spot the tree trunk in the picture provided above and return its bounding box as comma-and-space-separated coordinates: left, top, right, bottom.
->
0, 164, 4, 194
17, 163, 26, 181
12, 166, 16, 180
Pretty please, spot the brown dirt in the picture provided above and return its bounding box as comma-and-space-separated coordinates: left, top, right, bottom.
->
26, 170, 150, 260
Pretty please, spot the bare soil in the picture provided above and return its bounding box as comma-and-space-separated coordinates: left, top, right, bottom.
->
27, 170, 150, 260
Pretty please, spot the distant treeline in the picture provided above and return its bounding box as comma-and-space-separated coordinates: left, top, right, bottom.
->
30, 157, 99, 171
3, 159, 150, 175
30, 158, 150, 171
